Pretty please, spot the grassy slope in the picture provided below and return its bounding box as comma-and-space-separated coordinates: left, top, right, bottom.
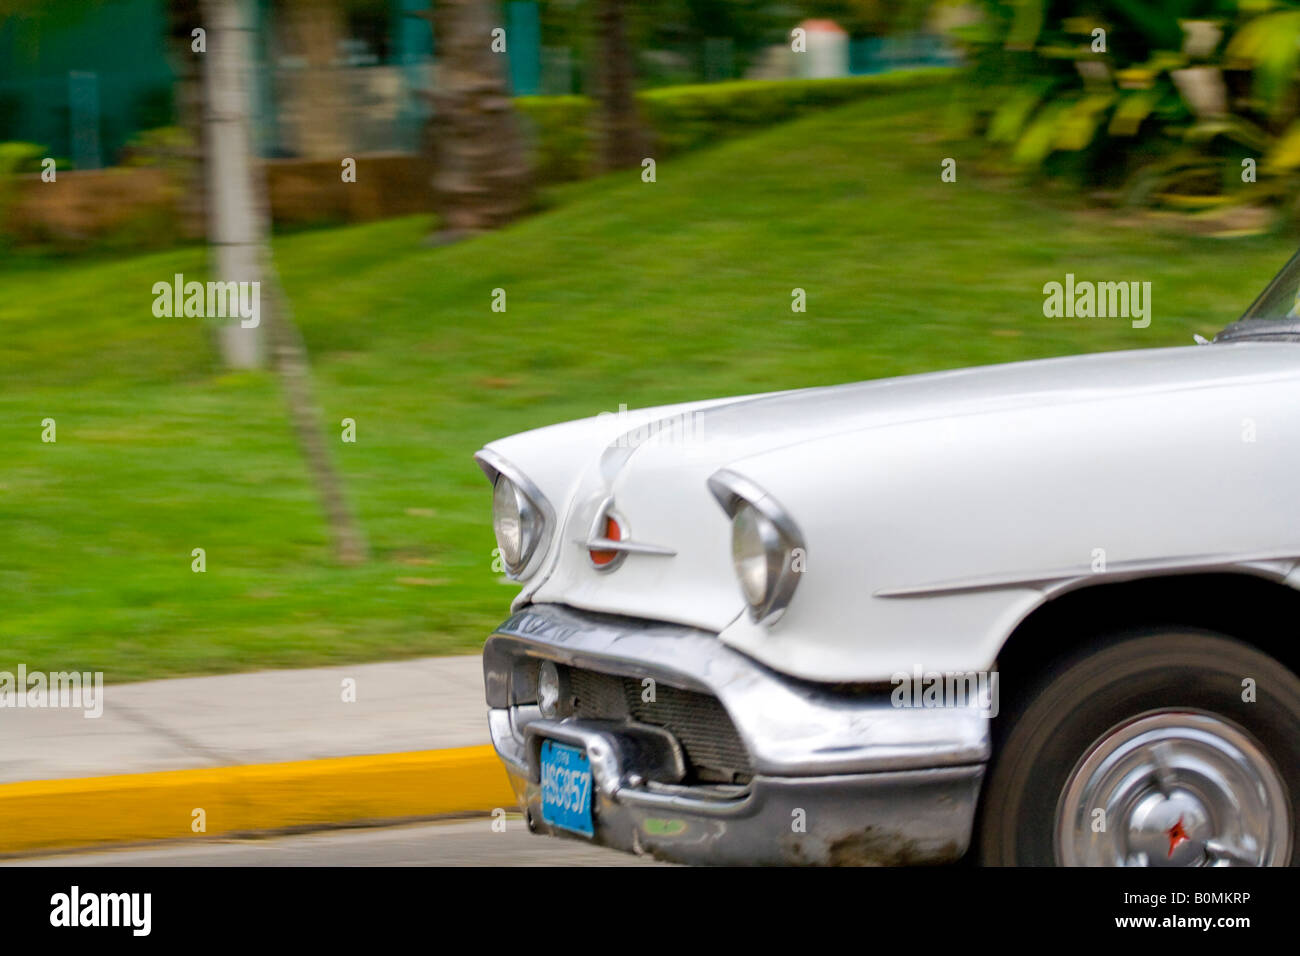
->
1, 86, 1294, 681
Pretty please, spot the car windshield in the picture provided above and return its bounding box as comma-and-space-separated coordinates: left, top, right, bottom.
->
1219, 250, 1300, 340
1243, 250, 1300, 321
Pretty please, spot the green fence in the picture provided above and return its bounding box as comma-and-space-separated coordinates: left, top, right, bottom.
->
0, 0, 174, 167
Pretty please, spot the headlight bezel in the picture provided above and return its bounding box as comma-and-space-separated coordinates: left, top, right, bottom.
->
708, 469, 806, 625
475, 448, 556, 580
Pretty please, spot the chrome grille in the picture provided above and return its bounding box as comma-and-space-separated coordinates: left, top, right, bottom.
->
569, 669, 629, 720
568, 668, 752, 783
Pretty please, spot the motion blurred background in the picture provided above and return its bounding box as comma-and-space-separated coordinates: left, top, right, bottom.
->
2, 0, 1299, 683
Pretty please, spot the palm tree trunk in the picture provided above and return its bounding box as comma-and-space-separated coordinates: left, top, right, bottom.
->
280, 0, 350, 159
593, 0, 646, 171
167, 0, 206, 237
425, 0, 532, 237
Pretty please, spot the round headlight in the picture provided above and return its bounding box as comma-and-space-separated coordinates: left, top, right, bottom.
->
732, 503, 779, 608
492, 475, 525, 569
477, 450, 555, 580
711, 470, 806, 625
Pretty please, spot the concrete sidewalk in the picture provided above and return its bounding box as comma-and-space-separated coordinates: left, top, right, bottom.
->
1, 655, 488, 784
0, 656, 515, 855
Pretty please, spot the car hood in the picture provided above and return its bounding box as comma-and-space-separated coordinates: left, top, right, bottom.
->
494, 341, 1300, 638
627, 342, 1300, 457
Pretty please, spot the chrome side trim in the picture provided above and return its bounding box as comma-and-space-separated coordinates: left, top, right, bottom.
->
473, 447, 557, 581
578, 496, 676, 572
579, 539, 677, 556
873, 550, 1300, 599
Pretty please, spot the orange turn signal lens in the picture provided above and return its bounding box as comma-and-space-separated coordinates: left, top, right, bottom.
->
589, 516, 622, 566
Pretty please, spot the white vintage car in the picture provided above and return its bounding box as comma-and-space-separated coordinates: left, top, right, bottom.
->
477, 254, 1300, 866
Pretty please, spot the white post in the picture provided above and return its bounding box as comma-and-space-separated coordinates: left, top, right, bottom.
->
202, 0, 266, 369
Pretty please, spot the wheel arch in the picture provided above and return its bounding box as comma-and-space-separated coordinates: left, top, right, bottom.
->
994, 571, 1300, 710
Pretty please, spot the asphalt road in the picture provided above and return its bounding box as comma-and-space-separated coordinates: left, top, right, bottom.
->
2, 817, 667, 867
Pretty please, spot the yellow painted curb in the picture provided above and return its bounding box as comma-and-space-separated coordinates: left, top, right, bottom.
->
0, 745, 519, 854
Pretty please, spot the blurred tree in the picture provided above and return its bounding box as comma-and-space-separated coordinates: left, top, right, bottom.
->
278, 0, 350, 158
593, 0, 647, 169
166, 0, 206, 232
645, 0, 788, 82
796, 0, 935, 37
421, 0, 533, 239
536, 0, 788, 88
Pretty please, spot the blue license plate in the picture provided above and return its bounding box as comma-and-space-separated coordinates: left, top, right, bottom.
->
540, 740, 593, 836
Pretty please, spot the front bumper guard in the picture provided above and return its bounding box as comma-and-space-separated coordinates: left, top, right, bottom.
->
485, 604, 990, 865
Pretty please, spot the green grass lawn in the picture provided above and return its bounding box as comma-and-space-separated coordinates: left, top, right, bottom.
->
2, 85, 1295, 681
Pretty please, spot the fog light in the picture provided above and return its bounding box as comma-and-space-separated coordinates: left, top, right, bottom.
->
537, 661, 567, 719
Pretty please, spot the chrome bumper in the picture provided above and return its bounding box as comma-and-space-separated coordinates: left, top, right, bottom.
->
484, 604, 989, 865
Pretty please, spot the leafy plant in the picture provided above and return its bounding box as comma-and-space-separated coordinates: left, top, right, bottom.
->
962, 0, 1300, 220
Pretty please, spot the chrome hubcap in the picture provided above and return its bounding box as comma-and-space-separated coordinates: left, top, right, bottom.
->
1055, 710, 1290, 866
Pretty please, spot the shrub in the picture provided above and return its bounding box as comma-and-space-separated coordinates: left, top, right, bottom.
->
515, 68, 955, 183
0, 141, 48, 246
514, 96, 594, 184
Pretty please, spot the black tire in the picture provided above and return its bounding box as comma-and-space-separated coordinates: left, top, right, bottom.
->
978, 629, 1300, 866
